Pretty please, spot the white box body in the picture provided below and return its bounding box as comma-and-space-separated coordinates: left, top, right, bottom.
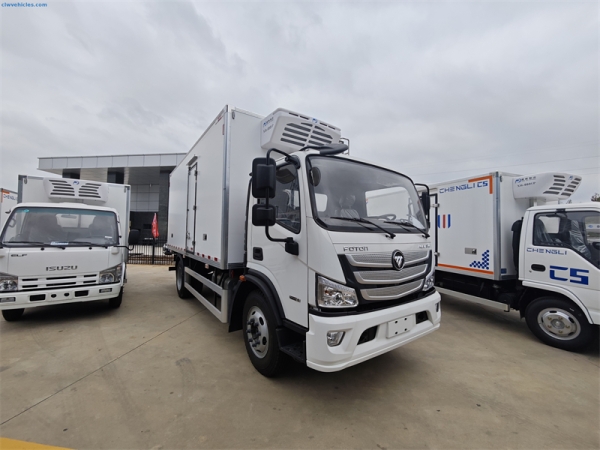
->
17, 176, 131, 241
167, 106, 271, 269
430, 172, 531, 280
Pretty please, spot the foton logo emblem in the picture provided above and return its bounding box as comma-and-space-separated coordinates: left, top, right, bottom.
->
391, 250, 405, 271
46, 266, 78, 271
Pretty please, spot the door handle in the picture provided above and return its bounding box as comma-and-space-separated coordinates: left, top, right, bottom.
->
531, 264, 546, 272
253, 247, 263, 261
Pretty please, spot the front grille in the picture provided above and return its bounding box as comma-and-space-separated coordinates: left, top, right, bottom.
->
355, 263, 428, 285
346, 250, 430, 268
19, 273, 99, 291
334, 249, 433, 310
361, 280, 424, 301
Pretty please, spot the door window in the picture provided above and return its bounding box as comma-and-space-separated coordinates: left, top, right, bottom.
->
271, 163, 301, 234
533, 211, 599, 268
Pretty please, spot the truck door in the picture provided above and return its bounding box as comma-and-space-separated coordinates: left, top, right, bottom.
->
523, 209, 600, 318
249, 161, 309, 328
431, 193, 438, 266
186, 163, 198, 253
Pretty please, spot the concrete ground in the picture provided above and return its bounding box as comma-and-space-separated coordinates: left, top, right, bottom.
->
0, 265, 598, 450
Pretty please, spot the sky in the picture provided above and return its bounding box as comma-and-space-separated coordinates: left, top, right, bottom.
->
1, 0, 598, 202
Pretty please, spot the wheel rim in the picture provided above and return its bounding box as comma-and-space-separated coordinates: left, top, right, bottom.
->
537, 308, 581, 341
246, 306, 269, 359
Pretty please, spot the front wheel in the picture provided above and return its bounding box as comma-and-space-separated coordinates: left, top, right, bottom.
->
2, 309, 25, 322
242, 291, 288, 377
108, 288, 123, 309
525, 297, 594, 351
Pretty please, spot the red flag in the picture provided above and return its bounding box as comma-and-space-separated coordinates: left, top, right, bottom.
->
151, 213, 159, 239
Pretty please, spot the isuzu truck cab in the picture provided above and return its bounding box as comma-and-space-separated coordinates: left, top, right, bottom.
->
166, 106, 441, 376
0, 176, 132, 321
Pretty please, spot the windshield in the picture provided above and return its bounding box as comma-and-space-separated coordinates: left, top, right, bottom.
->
1, 207, 119, 246
307, 156, 427, 234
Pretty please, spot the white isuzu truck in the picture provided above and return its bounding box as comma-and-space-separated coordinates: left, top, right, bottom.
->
0, 176, 134, 321
430, 172, 599, 351
166, 106, 441, 376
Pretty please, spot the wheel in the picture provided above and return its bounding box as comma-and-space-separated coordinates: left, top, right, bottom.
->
2, 309, 24, 322
108, 288, 123, 309
176, 258, 191, 299
525, 297, 594, 351
242, 291, 288, 377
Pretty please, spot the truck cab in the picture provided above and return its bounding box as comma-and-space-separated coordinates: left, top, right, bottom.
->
0, 176, 132, 321
248, 149, 440, 372
517, 202, 599, 348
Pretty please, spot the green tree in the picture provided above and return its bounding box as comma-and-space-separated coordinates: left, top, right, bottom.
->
592, 193, 600, 202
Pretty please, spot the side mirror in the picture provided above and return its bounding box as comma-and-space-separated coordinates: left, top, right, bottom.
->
420, 192, 430, 213
252, 204, 276, 227
252, 157, 276, 199
128, 229, 140, 246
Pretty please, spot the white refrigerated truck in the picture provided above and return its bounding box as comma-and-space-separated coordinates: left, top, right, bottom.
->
430, 172, 599, 350
166, 106, 441, 376
1, 188, 18, 231
0, 176, 133, 321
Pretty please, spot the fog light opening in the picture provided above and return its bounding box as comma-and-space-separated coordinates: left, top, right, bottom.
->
327, 330, 345, 347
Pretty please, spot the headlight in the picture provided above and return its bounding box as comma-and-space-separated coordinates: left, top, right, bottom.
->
0, 272, 17, 292
317, 276, 358, 308
99, 265, 122, 284
423, 271, 435, 290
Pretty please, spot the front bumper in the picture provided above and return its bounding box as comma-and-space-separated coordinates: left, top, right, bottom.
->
0, 283, 122, 310
306, 290, 441, 372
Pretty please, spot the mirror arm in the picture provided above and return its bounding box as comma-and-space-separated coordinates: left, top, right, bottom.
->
266, 148, 299, 169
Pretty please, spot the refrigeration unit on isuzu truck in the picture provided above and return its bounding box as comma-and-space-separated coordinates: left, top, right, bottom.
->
166, 106, 441, 376
430, 172, 599, 350
1, 188, 18, 231
0, 176, 133, 321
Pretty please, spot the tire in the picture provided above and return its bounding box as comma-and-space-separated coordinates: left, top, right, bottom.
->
525, 297, 594, 351
2, 309, 24, 322
108, 288, 123, 309
176, 258, 191, 299
242, 291, 288, 377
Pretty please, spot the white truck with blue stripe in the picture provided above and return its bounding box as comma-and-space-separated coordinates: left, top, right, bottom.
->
430, 172, 599, 351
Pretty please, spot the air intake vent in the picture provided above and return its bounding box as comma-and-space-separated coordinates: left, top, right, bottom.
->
512, 173, 581, 201
48, 179, 76, 197
43, 178, 109, 203
261, 108, 342, 153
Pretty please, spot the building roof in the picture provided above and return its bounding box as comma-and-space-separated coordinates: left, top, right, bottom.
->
38, 153, 187, 183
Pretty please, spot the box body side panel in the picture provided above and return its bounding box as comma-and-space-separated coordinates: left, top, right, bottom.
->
434, 174, 497, 279
167, 154, 193, 253
192, 116, 227, 263
226, 110, 265, 266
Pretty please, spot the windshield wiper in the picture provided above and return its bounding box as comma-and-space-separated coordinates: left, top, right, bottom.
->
65, 241, 110, 248
4, 241, 47, 246
330, 216, 396, 239
384, 220, 430, 238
